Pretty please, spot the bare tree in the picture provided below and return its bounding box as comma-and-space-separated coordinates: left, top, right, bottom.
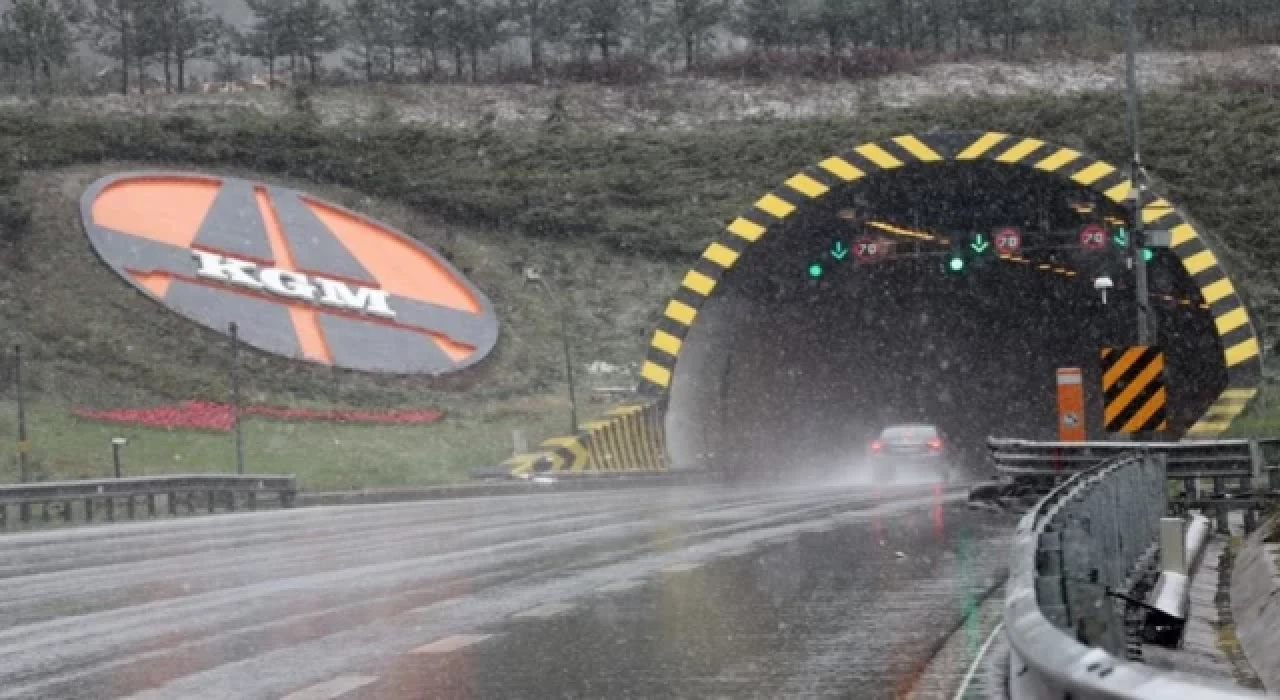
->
0, 0, 81, 93
450, 0, 504, 81
87, 0, 137, 94
396, 0, 449, 80
507, 0, 569, 76
570, 0, 630, 62
666, 0, 725, 70
344, 0, 392, 81
287, 0, 340, 83
243, 0, 285, 84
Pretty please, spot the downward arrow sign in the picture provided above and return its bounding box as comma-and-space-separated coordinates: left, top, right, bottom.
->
970, 234, 990, 254
832, 241, 849, 260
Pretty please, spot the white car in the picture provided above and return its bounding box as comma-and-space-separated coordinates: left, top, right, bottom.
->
867, 423, 952, 483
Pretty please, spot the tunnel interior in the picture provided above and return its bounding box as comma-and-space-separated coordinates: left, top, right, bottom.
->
667, 162, 1227, 478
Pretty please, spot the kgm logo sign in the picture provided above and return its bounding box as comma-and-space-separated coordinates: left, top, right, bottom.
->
80, 172, 499, 375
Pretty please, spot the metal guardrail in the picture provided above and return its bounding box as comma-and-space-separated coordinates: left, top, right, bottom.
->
989, 437, 1280, 482
0, 475, 298, 529
988, 437, 1280, 533
1006, 452, 1266, 699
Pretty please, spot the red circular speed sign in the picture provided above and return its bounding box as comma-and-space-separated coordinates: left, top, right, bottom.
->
853, 236, 889, 262
1079, 224, 1108, 250
994, 227, 1022, 255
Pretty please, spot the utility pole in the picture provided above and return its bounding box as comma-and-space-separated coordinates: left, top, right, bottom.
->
1126, 0, 1156, 346
524, 268, 579, 434
229, 323, 246, 475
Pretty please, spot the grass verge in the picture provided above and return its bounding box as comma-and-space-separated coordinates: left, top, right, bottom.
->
0, 400, 571, 491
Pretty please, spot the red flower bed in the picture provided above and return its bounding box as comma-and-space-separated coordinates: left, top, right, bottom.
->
73, 401, 443, 432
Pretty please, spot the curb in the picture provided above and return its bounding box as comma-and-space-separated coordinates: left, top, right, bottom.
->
299, 471, 711, 507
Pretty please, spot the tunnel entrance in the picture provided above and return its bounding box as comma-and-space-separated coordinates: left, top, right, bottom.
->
645, 132, 1261, 480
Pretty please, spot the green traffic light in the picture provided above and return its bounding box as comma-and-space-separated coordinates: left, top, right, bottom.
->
1143, 248, 1154, 262
808, 262, 824, 279
948, 256, 965, 272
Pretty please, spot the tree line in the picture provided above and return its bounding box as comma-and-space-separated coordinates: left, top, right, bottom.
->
2, 0, 1278, 94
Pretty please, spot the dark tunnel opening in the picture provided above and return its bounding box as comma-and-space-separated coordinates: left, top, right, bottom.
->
667, 163, 1227, 479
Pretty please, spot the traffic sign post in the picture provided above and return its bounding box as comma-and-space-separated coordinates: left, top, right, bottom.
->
1056, 367, 1086, 442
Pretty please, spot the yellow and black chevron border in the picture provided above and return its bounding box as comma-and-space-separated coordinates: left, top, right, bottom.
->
1100, 346, 1169, 433
503, 401, 669, 477
636, 130, 1262, 438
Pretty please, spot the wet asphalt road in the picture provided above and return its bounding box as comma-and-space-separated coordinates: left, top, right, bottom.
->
0, 480, 1012, 700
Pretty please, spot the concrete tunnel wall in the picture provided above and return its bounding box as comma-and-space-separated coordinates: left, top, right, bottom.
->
641, 131, 1264, 478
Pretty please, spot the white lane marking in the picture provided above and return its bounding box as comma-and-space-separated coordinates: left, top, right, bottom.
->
513, 602, 575, 619
952, 622, 1003, 700
661, 562, 702, 573
280, 674, 378, 700
412, 634, 492, 654
596, 580, 644, 593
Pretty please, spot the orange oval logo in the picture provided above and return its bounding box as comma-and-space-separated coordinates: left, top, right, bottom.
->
81, 172, 499, 375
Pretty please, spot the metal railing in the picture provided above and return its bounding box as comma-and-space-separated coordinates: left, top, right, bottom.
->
989, 437, 1280, 482
1006, 452, 1265, 699
0, 475, 298, 530
988, 437, 1280, 533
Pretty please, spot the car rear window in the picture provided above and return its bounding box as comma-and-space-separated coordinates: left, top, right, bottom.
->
880, 425, 939, 441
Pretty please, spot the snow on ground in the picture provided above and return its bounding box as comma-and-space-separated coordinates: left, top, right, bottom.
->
1, 46, 1277, 131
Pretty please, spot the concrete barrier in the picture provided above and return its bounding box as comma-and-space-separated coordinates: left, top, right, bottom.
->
1231, 514, 1280, 694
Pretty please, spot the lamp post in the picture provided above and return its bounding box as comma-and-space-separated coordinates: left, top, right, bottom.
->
111, 437, 127, 479
1125, 0, 1156, 347
524, 266, 579, 433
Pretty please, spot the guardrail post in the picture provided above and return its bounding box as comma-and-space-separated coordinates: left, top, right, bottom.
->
1215, 503, 1230, 535
1184, 477, 1198, 502
167, 492, 177, 516
41, 502, 50, 523
0, 504, 7, 529
84, 498, 93, 522
147, 493, 156, 517
62, 500, 72, 522
1271, 466, 1280, 493
1244, 507, 1258, 534
126, 495, 136, 520
206, 490, 215, 514
1249, 439, 1265, 482
105, 497, 115, 522
247, 491, 257, 511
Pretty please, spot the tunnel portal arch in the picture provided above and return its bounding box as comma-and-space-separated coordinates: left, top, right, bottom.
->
638, 130, 1263, 447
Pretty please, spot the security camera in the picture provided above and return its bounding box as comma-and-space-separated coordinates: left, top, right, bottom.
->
1094, 276, 1114, 304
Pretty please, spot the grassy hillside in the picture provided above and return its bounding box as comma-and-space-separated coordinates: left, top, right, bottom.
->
1, 87, 1279, 487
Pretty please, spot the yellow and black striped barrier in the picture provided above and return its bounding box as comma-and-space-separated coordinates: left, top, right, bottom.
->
1100, 346, 1169, 434
503, 402, 669, 477
636, 130, 1262, 438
